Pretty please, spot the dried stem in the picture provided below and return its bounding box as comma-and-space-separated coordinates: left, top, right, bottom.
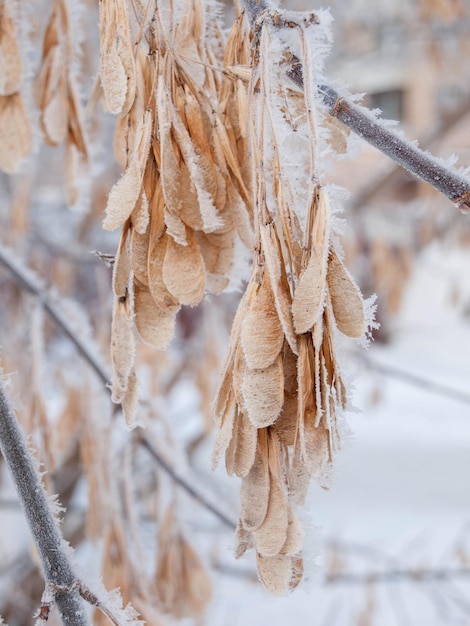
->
243, 2, 470, 212
0, 379, 89, 625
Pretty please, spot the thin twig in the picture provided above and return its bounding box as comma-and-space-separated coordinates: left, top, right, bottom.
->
0, 246, 237, 531
0, 245, 110, 389
0, 379, 89, 625
326, 568, 470, 586
139, 436, 237, 531
243, 2, 470, 212
357, 351, 470, 406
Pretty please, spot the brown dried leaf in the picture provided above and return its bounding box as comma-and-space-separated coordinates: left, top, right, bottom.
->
241, 355, 284, 428
328, 250, 365, 338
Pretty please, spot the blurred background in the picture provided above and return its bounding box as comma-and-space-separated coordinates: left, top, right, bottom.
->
1, 0, 470, 624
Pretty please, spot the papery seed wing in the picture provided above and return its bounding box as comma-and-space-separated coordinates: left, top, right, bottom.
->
256, 553, 293, 596
241, 274, 284, 369
241, 355, 284, 428
112, 226, 131, 298
0, 5, 22, 95
240, 429, 269, 531
110, 297, 135, 400
229, 410, 257, 478
0, 93, 32, 173
254, 476, 288, 557
103, 161, 142, 231
162, 229, 205, 306
134, 279, 179, 349
292, 250, 324, 334
280, 508, 303, 556
211, 392, 236, 470
260, 224, 298, 355
327, 250, 365, 338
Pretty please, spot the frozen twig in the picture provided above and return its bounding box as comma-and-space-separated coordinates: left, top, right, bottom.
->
0, 246, 236, 531
0, 379, 89, 626
243, 2, 470, 212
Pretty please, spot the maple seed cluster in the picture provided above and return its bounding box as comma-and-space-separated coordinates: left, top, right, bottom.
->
102, 0, 368, 595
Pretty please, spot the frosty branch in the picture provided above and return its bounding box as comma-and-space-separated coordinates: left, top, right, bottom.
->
0, 378, 89, 626
244, 1, 470, 212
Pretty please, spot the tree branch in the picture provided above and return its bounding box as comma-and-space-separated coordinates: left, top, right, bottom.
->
0, 245, 237, 532
0, 379, 89, 625
243, 2, 470, 212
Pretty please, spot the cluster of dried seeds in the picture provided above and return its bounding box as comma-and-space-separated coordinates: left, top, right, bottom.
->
102, 0, 369, 595
212, 12, 368, 594
0, 0, 32, 173
104, 0, 253, 423
35, 0, 89, 205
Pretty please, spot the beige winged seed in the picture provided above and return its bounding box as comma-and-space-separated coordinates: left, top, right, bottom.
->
110, 298, 135, 397
103, 161, 142, 231
254, 477, 288, 557
229, 410, 257, 478
292, 250, 324, 334
241, 275, 284, 369
211, 393, 236, 470
240, 431, 270, 531
112, 229, 131, 298
327, 250, 365, 338
256, 553, 294, 596
162, 230, 205, 306
0, 4, 22, 96
122, 368, 139, 428
134, 280, 179, 350
280, 508, 303, 556
0, 93, 32, 173
241, 355, 284, 428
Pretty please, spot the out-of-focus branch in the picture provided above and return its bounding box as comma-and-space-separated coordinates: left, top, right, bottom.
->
0, 378, 89, 626
326, 568, 470, 585
0, 246, 236, 532
0, 245, 110, 389
243, 3, 470, 212
356, 351, 470, 406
